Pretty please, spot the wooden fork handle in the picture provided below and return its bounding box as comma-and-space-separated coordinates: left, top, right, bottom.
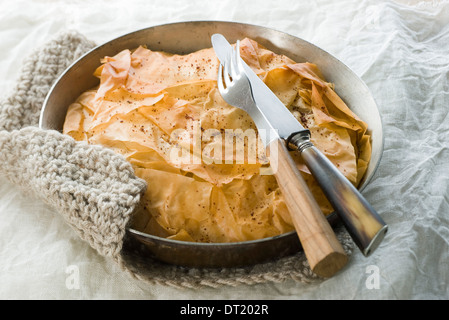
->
268, 138, 348, 277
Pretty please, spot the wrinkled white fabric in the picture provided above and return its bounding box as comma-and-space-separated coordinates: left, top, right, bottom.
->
1, 0, 448, 299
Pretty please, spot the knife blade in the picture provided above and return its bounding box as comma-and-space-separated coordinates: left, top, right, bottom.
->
211, 33, 388, 257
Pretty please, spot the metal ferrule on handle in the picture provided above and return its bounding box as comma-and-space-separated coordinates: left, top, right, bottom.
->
288, 131, 388, 257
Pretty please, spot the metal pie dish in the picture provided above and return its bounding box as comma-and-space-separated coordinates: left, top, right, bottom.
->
39, 21, 384, 268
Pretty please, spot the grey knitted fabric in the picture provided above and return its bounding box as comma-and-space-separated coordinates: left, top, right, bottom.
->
0, 127, 147, 257
0, 30, 354, 289
0, 31, 147, 258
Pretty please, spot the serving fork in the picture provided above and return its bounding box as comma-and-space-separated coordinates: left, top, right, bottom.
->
216, 41, 349, 277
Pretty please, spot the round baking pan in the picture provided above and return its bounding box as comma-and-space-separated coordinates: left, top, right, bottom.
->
39, 21, 384, 268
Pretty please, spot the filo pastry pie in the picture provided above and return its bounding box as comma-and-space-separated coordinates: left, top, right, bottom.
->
63, 38, 371, 243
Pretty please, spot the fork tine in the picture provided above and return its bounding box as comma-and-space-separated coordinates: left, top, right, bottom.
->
217, 63, 226, 92
237, 41, 246, 73
231, 40, 242, 77
229, 41, 240, 79
223, 59, 232, 88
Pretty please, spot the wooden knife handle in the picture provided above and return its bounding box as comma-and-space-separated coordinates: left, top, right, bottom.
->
268, 138, 348, 277
299, 144, 388, 256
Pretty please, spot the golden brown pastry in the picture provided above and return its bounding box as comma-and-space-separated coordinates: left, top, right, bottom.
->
63, 38, 371, 243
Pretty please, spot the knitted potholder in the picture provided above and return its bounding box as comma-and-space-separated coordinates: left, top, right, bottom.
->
0, 30, 354, 289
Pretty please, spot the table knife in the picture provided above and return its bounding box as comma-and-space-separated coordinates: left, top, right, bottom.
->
211, 33, 388, 258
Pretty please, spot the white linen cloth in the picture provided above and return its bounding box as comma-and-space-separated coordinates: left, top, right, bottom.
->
0, 0, 448, 299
